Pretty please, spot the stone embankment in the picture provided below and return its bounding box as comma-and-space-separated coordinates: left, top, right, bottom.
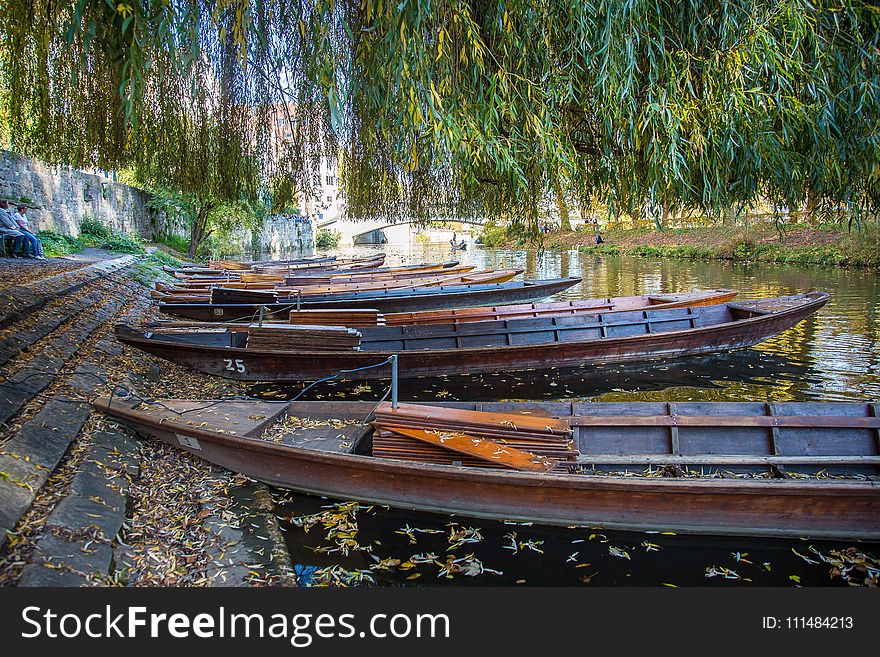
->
0, 251, 294, 586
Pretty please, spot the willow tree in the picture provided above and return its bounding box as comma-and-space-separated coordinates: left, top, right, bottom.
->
0, 1, 878, 233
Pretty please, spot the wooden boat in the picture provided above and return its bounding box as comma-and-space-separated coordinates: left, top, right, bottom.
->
156, 277, 583, 321
252, 253, 386, 273
151, 268, 524, 302
93, 397, 880, 539
168, 261, 465, 286
148, 289, 738, 330
173, 254, 386, 278
164, 255, 338, 275
123, 292, 828, 381
383, 289, 738, 326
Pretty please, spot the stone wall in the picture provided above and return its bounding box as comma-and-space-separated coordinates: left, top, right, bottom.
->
0, 150, 156, 237
260, 215, 315, 254
213, 215, 316, 258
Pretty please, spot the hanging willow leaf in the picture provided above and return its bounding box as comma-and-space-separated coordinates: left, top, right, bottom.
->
0, 1, 877, 231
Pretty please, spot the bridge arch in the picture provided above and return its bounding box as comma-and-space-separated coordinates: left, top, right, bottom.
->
319, 217, 487, 246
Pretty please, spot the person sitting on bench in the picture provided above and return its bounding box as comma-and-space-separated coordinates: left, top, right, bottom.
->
0, 199, 27, 257
13, 206, 45, 259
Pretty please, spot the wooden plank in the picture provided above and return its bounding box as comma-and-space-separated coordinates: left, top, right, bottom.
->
575, 454, 880, 466
377, 401, 570, 434
871, 404, 880, 455
130, 399, 289, 437
767, 402, 783, 455
668, 402, 680, 455
385, 426, 558, 472
569, 415, 880, 429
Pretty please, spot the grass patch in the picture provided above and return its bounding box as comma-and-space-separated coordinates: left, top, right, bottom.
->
156, 234, 191, 255
577, 238, 880, 268
128, 250, 181, 286
149, 248, 185, 268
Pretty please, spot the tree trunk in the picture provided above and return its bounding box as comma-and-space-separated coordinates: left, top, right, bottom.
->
553, 180, 572, 231
652, 203, 668, 231
805, 192, 819, 225
188, 203, 214, 258
649, 202, 664, 231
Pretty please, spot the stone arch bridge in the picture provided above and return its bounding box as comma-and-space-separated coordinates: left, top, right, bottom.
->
318, 216, 488, 246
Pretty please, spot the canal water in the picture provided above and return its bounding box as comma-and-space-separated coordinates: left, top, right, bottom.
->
257, 241, 880, 586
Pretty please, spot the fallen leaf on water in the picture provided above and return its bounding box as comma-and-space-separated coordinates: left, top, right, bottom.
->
608, 546, 631, 560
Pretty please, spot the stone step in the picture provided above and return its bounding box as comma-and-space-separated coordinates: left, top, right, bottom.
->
0, 254, 138, 329
0, 294, 128, 425
0, 399, 91, 551
0, 285, 112, 369
15, 424, 141, 586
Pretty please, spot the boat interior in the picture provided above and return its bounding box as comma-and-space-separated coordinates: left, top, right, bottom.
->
114, 399, 880, 478
143, 294, 821, 352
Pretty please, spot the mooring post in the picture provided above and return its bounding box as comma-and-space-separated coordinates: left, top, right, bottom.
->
296, 290, 301, 310
391, 354, 399, 409
258, 305, 265, 327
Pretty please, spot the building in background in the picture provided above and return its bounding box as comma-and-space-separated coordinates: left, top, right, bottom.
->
267, 103, 345, 227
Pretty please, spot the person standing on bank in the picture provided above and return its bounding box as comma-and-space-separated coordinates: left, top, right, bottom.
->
13, 206, 45, 259
0, 199, 28, 257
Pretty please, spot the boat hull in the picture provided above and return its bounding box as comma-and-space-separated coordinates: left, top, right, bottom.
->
158, 278, 582, 321
95, 399, 880, 540
123, 293, 828, 381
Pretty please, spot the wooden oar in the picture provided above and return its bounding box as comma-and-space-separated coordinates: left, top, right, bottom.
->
385, 426, 558, 472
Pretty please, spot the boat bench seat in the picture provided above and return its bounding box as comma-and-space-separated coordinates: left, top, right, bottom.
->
277, 421, 368, 454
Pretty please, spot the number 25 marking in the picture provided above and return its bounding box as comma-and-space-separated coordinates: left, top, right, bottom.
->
223, 358, 246, 373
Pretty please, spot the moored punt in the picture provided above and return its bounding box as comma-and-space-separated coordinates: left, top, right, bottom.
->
93, 397, 880, 539
123, 292, 828, 381
164, 261, 466, 287
147, 289, 739, 329
383, 289, 738, 326
171, 254, 386, 278
156, 277, 583, 321
163, 255, 338, 275
147, 289, 737, 329
152, 268, 524, 302
253, 253, 386, 273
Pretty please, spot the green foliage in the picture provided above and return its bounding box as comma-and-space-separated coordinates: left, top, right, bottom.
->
79, 216, 112, 241
129, 250, 182, 286
38, 230, 83, 257
479, 222, 528, 247
147, 187, 268, 257
315, 229, 341, 249
1, 2, 879, 231
156, 234, 191, 255
101, 232, 144, 254
148, 248, 184, 268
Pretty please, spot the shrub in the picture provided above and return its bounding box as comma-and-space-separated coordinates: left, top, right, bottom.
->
315, 229, 341, 249
101, 232, 145, 254
79, 216, 112, 241
478, 223, 512, 247
38, 230, 84, 257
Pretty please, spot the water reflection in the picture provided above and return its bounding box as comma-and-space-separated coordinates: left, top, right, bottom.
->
259, 241, 880, 585
273, 491, 873, 587
289, 241, 880, 402
251, 349, 818, 403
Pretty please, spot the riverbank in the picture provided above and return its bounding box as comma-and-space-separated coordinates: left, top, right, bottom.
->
0, 250, 295, 587
483, 224, 880, 268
